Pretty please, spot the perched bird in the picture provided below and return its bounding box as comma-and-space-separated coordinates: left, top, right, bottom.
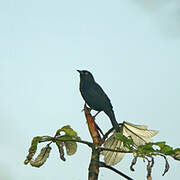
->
77, 70, 120, 132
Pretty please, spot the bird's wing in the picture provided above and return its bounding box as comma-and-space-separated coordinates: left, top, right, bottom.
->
86, 82, 113, 110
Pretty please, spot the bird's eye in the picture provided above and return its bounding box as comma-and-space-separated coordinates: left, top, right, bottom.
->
85, 72, 89, 75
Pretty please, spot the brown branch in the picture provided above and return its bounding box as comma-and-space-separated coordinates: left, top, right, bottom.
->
84, 104, 101, 145
83, 104, 101, 180
88, 148, 100, 180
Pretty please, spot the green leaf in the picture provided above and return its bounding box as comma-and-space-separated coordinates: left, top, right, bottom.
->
114, 133, 135, 151
152, 142, 174, 155
60, 125, 77, 136
171, 148, 180, 161
137, 143, 154, 155
154, 142, 166, 148
115, 133, 134, 145
160, 145, 173, 155
24, 136, 42, 165
57, 135, 78, 156
57, 125, 81, 140
64, 141, 77, 156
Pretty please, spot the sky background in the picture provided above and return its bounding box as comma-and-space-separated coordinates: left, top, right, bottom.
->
0, 0, 180, 180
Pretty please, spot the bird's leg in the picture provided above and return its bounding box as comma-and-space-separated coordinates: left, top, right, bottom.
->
93, 111, 101, 118
93, 111, 103, 135
95, 123, 104, 136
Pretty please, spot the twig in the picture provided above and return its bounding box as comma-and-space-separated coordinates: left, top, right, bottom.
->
55, 137, 94, 148
99, 162, 134, 180
38, 136, 94, 148
160, 154, 170, 176
100, 123, 122, 145
99, 146, 132, 153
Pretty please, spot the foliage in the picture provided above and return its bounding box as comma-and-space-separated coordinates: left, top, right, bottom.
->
24, 125, 81, 167
114, 132, 180, 177
24, 124, 180, 179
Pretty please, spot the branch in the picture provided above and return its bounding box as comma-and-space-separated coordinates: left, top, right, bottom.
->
55, 137, 94, 148
39, 135, 133, 154
99, 162, 134, 180
38, 135, 95, 148
83, 104, 101, 145
100, 123, 122, 145
99, 146, 132, 153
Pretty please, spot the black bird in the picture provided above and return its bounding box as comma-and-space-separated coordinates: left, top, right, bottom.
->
77, 70, 120, 132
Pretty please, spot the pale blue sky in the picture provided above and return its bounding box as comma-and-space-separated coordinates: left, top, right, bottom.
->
0, 1, 180, 180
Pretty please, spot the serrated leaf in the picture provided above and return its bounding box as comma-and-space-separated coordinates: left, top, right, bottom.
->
30, 146, 51, 168
24, 136, 42, 165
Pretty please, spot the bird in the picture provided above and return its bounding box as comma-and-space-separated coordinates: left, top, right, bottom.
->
77, 70, 120, 132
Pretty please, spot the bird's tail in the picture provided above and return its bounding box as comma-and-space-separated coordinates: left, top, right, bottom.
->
105, 109, 120, 132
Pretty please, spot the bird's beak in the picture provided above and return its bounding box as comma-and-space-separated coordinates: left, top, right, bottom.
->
77, 70, 81, 74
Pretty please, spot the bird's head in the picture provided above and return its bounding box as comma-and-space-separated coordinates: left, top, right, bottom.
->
77, 70, 95, 82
